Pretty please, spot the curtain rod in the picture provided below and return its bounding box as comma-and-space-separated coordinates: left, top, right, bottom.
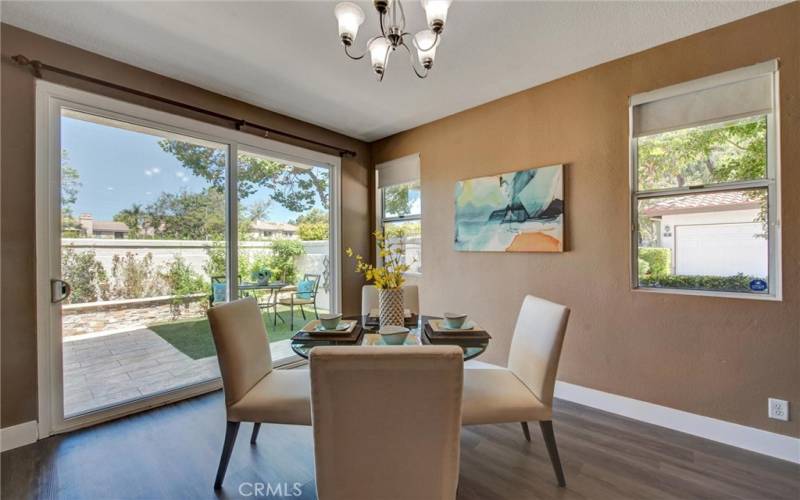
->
11, 54, 357, 158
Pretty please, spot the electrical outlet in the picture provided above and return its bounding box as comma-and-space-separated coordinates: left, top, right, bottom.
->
768, 398, 789, 421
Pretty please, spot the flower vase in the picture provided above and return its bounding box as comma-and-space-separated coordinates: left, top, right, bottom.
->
378, 288, 404, 328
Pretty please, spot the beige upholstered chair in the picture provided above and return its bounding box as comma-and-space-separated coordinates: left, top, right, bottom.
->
310, 345, 463, 500
207, 298, 311, 489
361, 284, 420, 316
462, 295, 570, 487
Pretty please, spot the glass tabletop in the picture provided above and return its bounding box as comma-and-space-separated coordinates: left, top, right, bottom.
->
290, 316, 488, 361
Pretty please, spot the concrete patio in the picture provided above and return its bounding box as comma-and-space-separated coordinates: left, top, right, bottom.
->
63, 327, 295, 416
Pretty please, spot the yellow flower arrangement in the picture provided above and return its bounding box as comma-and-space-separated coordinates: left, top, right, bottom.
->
346, 230, 415, 290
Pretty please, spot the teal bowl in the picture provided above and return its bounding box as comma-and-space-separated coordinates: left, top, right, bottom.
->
444, 313, 468, 329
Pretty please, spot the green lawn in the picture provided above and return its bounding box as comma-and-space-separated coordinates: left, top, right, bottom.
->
149, 305, 325, 360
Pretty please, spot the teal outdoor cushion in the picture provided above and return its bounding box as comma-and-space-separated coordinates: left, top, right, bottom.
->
213, 283, 227, 303
297, 279, 314, 300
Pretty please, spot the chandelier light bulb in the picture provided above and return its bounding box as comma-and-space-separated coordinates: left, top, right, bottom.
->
369, 38, 392, 75
334, 2, 366, 46
420, 0, 452, 33
414, 30, 439, 69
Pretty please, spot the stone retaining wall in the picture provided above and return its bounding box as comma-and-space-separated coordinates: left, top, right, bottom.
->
62, 294, 207, 337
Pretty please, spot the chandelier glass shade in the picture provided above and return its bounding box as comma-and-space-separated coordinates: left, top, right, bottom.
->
334, 0, 452, 80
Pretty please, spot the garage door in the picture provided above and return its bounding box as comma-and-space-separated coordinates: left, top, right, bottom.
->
675, 223, 767, 276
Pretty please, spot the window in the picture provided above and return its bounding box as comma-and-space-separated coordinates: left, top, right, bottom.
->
630, 61, 780, 299
377, 154, 421, 274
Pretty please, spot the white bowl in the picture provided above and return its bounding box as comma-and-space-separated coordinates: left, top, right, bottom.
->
379, 325, 409, 345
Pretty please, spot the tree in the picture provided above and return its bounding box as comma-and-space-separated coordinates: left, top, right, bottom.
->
383, 183, 417, 216
158, 141, 329, 211
141, 189, 227, 240
114, 204, 146, 238
61, 150, 82, 235
637, 117, 766, 189
294, 208, 329, 241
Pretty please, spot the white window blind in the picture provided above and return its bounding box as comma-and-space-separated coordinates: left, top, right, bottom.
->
376, 153, 420, 188
631, 60, 777, 138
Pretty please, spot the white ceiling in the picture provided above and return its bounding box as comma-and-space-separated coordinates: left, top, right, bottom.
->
1, 1, 785, 142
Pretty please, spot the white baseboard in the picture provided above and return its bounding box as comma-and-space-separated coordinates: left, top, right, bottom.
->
1, 420, 39, 452
555, 381, 799, 464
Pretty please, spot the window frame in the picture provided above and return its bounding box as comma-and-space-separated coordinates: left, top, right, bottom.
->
629, 64, 781, 301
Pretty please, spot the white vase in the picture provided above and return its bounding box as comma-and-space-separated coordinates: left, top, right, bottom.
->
378, 288, 404, 328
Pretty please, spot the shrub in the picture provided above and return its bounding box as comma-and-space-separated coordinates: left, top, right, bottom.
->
298, 221, 328, 241
639, 273, 764, 293
269, 239, 305, 283
109, 252, 165, 299
637, 258, 650, 276
205, 240, 250, 280
62, 248, 109, 304
639, 247, 671, 276
162, 256, 206, 318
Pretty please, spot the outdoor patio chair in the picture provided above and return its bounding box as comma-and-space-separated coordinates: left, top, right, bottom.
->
278, 273, 321, 330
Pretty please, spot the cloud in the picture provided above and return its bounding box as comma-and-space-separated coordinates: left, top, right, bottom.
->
106, 186, 114, 191
144, 167, 162, 176
176, 171, 189, 182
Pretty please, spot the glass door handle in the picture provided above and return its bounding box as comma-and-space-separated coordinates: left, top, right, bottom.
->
51, 279, 72, 304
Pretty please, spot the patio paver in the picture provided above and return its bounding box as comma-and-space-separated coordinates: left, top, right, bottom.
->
63, 327, 296, 416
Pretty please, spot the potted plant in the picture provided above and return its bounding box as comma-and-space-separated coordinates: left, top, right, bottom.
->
346, 230, 414, 328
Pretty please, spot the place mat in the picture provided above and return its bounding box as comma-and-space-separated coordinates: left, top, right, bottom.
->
299, 319, 357, 334
423, 322, 491, 343
428, 319, 482, 333
364, 313, 419, 329
292, 324, 364, 343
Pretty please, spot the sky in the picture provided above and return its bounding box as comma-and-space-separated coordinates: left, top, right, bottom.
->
61, 114, 327, 223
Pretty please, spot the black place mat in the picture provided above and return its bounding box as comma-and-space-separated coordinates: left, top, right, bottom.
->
363, 313, 419, 329
291, 325, 364, 343
423, 322, 491, 343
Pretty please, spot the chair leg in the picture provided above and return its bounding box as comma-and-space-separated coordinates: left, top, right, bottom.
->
313, 302, 319, 319
250, 423, 261, 444
300, 305, 307, 320
539, 421, 566, 487
289, 303, 294, 330
214, 421, 240, 489
520, 421, 531, 441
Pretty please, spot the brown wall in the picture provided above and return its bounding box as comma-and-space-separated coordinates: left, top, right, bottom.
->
372, 3, 800, 437
0, 24, 370, 428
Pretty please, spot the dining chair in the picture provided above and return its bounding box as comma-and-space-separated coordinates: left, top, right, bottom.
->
361, 284, 420, 316
461, 294, 571, 487
278, 273, 321, 330
309, 345, 463, 500
207, 298, 311, 489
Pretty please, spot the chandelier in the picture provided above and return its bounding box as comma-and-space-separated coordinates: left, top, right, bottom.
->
334, 0, 453, 81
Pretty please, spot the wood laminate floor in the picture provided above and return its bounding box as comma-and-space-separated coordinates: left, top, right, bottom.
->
2, 391, 797, 499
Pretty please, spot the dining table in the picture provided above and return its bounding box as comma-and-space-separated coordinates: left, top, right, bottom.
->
290, 315, 490, 361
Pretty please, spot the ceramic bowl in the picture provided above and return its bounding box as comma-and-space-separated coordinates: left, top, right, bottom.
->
443, 313, 468, 329
319, 313, 343, 330
379, 325, 409, 345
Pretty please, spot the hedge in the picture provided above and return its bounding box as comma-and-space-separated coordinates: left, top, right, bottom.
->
638, 247, 671, 276
639, 273, 766, 293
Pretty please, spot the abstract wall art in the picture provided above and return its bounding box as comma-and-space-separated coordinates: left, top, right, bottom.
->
454, 164, 564, 252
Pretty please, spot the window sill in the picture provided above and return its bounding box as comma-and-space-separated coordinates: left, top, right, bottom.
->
631, 286, 781, 302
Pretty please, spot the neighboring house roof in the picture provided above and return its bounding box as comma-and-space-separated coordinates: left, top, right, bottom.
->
642, 191, 762, 217
250, 221, 298, 232
91, 221, 130, 232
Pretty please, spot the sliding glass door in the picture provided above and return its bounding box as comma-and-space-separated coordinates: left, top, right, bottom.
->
38, 82, 340, 432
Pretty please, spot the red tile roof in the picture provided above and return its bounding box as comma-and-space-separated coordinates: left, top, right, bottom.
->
642, 191, 761, 216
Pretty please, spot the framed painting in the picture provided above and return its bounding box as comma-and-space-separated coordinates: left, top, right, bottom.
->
454, 164, 564, 252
